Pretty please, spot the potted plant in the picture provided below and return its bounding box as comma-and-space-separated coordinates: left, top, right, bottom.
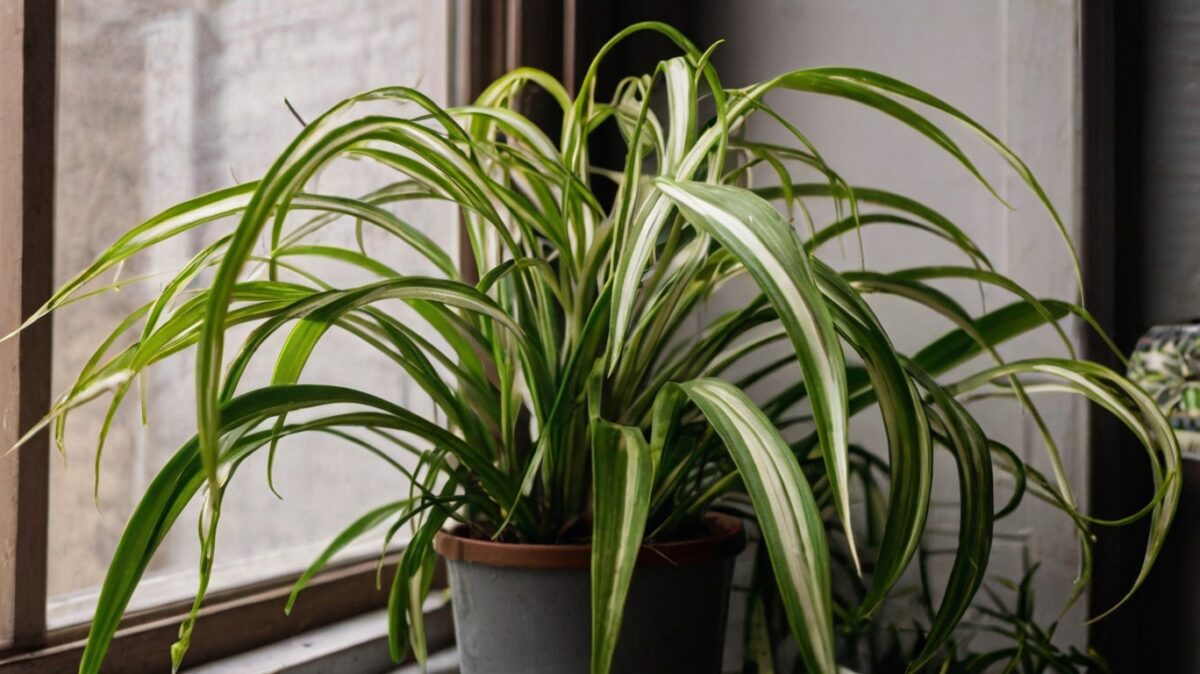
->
9, 22, 1178, 674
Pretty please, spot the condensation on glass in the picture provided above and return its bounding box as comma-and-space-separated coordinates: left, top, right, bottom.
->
49, 0, 453, 628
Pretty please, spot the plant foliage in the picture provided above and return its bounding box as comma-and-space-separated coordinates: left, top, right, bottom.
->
8, 22, 1178, 674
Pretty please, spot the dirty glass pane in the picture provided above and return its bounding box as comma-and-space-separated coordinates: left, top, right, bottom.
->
49, 0, 453, 627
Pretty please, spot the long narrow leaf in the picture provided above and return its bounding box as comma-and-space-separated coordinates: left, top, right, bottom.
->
590, 421, 655, 674
672, 379, 835, 673
655, 178, 856, 573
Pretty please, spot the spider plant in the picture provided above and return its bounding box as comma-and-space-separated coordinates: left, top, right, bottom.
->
8, 21, 1178, 674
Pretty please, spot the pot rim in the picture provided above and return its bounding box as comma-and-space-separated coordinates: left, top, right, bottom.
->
434, 512, 746, 570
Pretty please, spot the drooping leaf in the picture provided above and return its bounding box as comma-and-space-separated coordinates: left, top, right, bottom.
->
672, 379, 835, 673
655, 179, 856, 573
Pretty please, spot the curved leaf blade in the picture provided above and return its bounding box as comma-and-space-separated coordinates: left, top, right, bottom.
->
674, 378, 835, 674
655, 178, 856, 573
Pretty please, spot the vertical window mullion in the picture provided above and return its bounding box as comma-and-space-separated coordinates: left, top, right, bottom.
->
0, 0, 56, 652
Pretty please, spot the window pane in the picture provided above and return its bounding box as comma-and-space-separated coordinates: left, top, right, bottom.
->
49, 0, 453, 628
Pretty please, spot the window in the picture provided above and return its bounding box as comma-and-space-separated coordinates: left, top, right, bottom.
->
48, 0, 454, 629
1, 1, 465, 670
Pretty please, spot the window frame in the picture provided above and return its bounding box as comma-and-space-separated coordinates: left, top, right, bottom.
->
0, 1, 506, 670
0, 0, 56, 657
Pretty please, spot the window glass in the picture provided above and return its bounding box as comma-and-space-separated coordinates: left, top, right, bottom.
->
49, 0, 453, 628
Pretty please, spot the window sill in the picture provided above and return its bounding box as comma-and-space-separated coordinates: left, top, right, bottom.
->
0, 556, 449, 674
191, 597, 456, 674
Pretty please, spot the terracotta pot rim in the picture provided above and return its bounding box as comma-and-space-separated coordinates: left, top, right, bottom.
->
434, 512, 746, 569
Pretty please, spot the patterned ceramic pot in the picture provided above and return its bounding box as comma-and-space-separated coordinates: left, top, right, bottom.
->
1128, 323, 1200, 456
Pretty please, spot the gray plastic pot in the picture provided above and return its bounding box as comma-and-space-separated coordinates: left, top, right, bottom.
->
434, 513, 746, 674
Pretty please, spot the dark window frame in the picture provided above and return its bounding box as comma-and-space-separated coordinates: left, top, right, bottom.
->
0, 1, 513, 670
0, 0, 56, 657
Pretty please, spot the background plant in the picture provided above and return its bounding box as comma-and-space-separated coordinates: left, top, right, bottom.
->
7, 21, 1179, 674
753, 557, 1110, 673
741, 452, 1113, 673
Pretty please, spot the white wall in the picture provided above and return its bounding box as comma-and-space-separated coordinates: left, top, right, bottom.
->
698, 0, 1089, 649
